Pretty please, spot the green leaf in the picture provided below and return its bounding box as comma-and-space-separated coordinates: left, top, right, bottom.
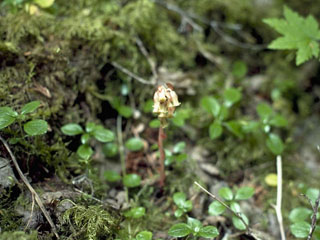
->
187, 217, 202, 233
289, 208, 312, 223
136, 231, 152, 240
168, 223, 192, 237
270, 114, 288, 127
0, 107, 18, 130
61, 123, 83, 136
224, 88, 242, 107
93, 126, 114, 142
77, 144, 93, 160
173, 192, 186, 206
124, 207, 145, 219
173, 192, 192, 212
102, 142, 118, 157
174, 209, 184, 218
21, 101, 41, 115
224, 120, 243, 138
118, 105, 133, 118
209, 121, 223, 139
232, 213, 249, 230
290, 221, 310, 238
235, 187, 255, 200
306, 188, 320, 205
198, 226, 219, 238
232, 60, 248, 78
104, 170, 121, 182
201, 96, 220, 117
208, 201, 226, 216
219, 187, 233, 200
263, 6, 320, 65
256, 103, 273, 121
85, 122, 96, 133
149, 119, 161, 128
125, 137, 144, 151
23, 120, 48, 136
173, 141, 186, 153
123, 173, 141, 188
230, 202, 241, 213
266, 133, 284, 155
81, 133, 90, 144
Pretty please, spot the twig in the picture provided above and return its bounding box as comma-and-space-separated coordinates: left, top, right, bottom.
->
307, 190, 320, 240
158, 127, 166, 187
0, 135, 59, 239
194, 181, 251, 234
152, 0, 265, 50
272, 155, 286, 240
134, 36, 158, 83
111, 61, 155, 85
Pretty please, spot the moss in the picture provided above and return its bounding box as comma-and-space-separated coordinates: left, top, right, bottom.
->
0, 231, 38, 240
62, 203, 122, 240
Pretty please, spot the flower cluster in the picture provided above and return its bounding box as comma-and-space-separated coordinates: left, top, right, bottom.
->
153, 84, 180, 127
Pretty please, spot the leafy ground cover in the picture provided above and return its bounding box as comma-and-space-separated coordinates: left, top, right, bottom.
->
1, 0, 320, 239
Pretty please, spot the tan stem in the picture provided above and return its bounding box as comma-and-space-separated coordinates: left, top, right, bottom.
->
158, 127, 165, 187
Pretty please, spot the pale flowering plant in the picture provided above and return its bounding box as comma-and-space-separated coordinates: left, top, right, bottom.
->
152, 83, 180, 187
153, 83, 180, 127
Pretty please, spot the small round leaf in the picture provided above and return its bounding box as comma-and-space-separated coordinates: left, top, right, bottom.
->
77, 144, 93, 160
24, 120, 48, 136
209, 121, 223, 139
289, 208, 312, 223
21, 101, 41, 115
123, 173, 141, 188
266, 133, 284, 155
93, 127, 114, 143
124, 207, 145, 219
81, 133, 90, 144
198, 226, 219, 238
168, 223, 192, 237
61, 123, 83, 136
224, 88, 242, 107
201, 96, 221, 117
0, 107, 18, 130
104, 170, 121, 182
218, 187, 233, 200
208, 201, 226, 216
136, 231, 152, 240
232, 214, 249, 230
235, 187, 255, 200
125, 138, 144, 151
102, 143, 118, 157
290, 221, 310, 238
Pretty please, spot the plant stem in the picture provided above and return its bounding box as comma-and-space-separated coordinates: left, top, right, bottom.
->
194, 181, 251, 234
274, 155, 286, 240
117, 116, 126, 176
158, 126, 165, 187
117, 116, 129, 202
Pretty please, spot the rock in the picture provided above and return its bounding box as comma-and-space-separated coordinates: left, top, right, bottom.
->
0, 157, 16, 188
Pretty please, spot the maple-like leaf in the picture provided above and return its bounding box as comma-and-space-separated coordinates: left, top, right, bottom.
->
263, 6, 320, 65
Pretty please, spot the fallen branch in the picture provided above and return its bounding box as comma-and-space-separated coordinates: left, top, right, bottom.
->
0, 135, 59, 239
111, 61, 155, 85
